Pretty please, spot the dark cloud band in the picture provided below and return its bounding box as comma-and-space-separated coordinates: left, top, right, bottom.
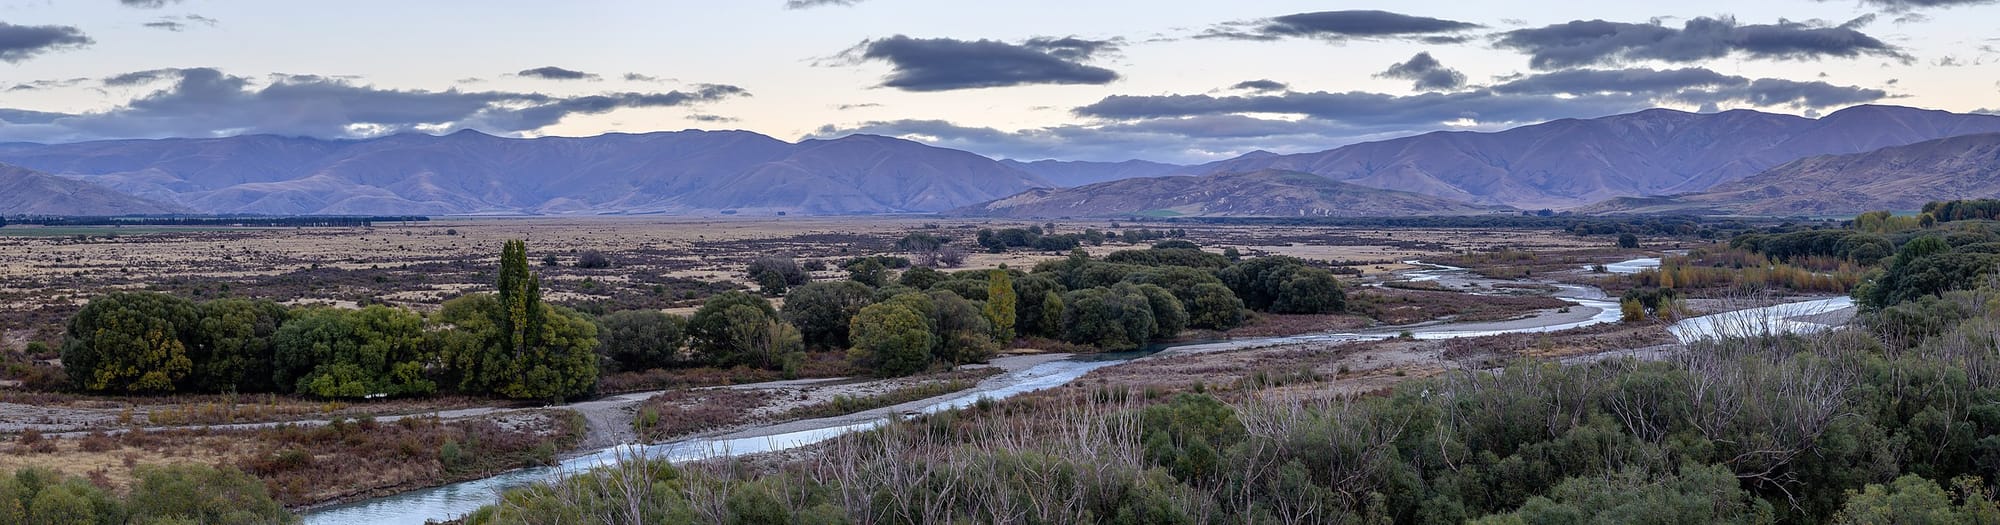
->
0, 68, 748, 143
518, 66, 600, 81
848, 35, 1120, 92
1377, 52, 1466, 91
0, 23, 93, 63
1202, 10, 1481, 42
1497, 16, 1905, 70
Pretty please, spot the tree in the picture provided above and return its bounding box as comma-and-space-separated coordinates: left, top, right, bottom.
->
746, 257, 808, 287
1133, 283, 1188, 337
191, 298, 289, 393
595, 310, 688, 372
1216, 257, 1345, 314
847, 257, 889, 287
1039, 291, 1065, 341
1617, 233, 1640, 249
1062, 287, 1158, 350
1185, 283, 1246, 330
687, 292, 784, 366
448, 241, 600, 401
984, 270, 1018, 342
61, 291, 199, 393
754, 269, 789, 296
1011, 275, 1066, 338
1834, 475, 2000, 525
928, 290, 996, 365
722, 305, 804, 370
1473, 465, 1773, 525
848, 301, 933, 377
897, 266, 946, 290
275, 306, 436, 398
782, 281, 876, 350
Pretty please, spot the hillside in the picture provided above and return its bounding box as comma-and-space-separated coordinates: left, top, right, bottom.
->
956, 169, 1503, 218
1192, 105, 2000, 209
1584, 133, 2000, 216
998, 159, 1186, 187
0, 164, 187, 216
0, 131, 1052, 216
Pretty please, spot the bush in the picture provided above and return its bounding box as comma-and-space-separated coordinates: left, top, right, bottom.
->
782, 281, 876, 350
60, 291, 200, 393
848, 299, 934, 377
595, 310, 688, 372
746, 257, 807, 286
577, 250, 613, 269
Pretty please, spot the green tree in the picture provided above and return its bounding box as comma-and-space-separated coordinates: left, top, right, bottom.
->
928, 290, 996, 365
984, 270, 1018, 342
847, 257, 889, 287
1133, 283, 1188, 338
849, 301, 934, 377
1009, 275, 1065, 338
1216, 256, 1345, 314
1038, 291, 1065, 340
781, 281, 876, 350
1617, 233, 1640, 249
897, 266, 946, 290
276, 306, 436, 398
191, 298, 289, 393
1835, 475, 2000, 525
687, 292, 783, 366
60, 291, 199, 393
1062, 287, 1158, 350
447, 241, 600, 401
1185, 282, 1246, 330
1474, 465, 1773, 525
594, 310, 688, 372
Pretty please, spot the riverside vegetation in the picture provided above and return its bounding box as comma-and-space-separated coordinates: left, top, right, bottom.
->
453, 201, 2000, 524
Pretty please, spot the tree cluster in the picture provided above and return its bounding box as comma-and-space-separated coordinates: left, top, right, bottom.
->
62, 240, 599, 401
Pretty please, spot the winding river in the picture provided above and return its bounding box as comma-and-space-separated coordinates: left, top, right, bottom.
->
303, 257, 1849, 524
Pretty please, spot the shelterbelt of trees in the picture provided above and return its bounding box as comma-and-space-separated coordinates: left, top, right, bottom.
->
55, 239, 1348, 400
453, 201, 2000, 524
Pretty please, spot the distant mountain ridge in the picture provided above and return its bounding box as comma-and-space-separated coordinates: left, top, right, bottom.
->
1188, 105, 2000, 209
998, 159, 1186, 188
955, 169, 1504, 218
0, 163, 188, 216
0, 131, 1054, 216
6, 104, 1999, 217
1582, 133, 2000, 216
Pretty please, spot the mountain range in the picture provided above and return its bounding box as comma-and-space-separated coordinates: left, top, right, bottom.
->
0, 131, 1052, 216
956, 169, 1501, 218
1178, 105, 2000, 210
1583, 133, 2000, 216
4, 104, 2000, 218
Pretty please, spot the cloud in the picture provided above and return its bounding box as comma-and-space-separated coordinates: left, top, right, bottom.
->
1376, 52, 1466, 91
0, 68, 749, 143
785, 0, 864, 8
1813, 0, 1998, 11
624, 73, 669, 82
1490, 67, 1888, 108
517, 66, 600, 81
836, 103, 883, 110
8, 78, 91, 92
1496, 16, 1906, 70
103, 68, 187, 86
842, 35, 1120, 91
813, 64, 1890, 163
0, 23, 93, 63
143, 15, 219, 32
689, 114, 738, 123
119, 0, 179, 7
1200, 10, 1481, 43
1231, 79, 1289, 92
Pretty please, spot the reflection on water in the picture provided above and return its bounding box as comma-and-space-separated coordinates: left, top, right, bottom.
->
1668, 296, 1853, 343
303, 358, 1123, 525
1594, 257, 1661, 275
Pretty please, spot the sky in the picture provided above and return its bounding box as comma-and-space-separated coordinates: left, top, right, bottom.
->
0, 0, 1996, 163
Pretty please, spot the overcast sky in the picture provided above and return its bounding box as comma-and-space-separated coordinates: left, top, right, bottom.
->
1, 0, 1996, 163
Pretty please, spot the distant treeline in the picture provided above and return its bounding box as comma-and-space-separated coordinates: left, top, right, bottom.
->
2, 215, 429, 228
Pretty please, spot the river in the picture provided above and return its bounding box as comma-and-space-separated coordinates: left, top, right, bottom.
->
304, 256, 1847, 524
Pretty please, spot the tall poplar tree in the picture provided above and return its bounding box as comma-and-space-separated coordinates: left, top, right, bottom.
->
983, 270, 1017, 342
